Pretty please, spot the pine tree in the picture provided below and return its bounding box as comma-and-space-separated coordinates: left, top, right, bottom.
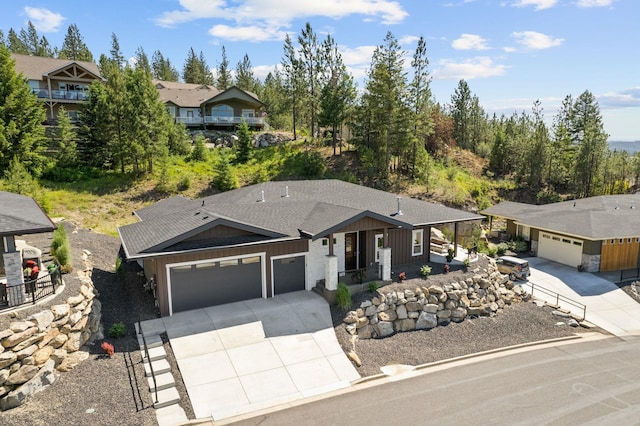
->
318, 34, 356, 156
151, 50, 179, 81
109, 33, 125, 69
0, 45, 47, 175
298, 22, 321, 139
7, 28, 28, 54
282, 34, 304, 139
216, 46, 233, 90
235, 119, 252, 163
450, 79, 473, 150
409, 36, 433, 176
212, 150, 238, 191
54, 106, 78, 168
261, 70, 289, 130
235, 53, 256, 92
58, 24, 93, 61
183, 48, 213, 85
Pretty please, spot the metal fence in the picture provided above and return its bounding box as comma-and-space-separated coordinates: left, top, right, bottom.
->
0, 269, 61, 310
523, 281, 587, 321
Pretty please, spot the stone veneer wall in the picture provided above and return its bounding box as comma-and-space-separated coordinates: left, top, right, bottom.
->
344, 264, 529, 339
0, 267, 102, 410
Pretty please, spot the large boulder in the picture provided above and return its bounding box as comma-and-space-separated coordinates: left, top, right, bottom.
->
416, 312, 437, 330
0, 360, 55, 410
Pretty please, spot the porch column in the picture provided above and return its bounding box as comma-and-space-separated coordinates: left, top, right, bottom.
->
454, 222, 459, 257
325, 255, 338, 291
427, 225, 432, 262
3, 236, 25, 306
380, 247, 391, 282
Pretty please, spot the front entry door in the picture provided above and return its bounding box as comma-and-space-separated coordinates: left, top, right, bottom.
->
345, 232, 357, 271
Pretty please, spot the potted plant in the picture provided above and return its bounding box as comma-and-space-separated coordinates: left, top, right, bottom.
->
446, 247, 455, 263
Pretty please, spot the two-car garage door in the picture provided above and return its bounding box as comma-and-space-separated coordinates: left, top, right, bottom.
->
538, 232, 583, 268
169, 255, 264, 314
168, 254, 307, 315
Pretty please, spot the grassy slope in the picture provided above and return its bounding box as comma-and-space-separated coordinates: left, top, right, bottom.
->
34, 141, 513, 236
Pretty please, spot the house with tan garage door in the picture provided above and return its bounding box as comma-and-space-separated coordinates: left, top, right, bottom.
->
118, 180, 483, 316
481, 194, 640, 273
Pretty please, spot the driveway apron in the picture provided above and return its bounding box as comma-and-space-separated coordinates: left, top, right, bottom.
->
141, 291, 360, 421
526, 258, 640, 337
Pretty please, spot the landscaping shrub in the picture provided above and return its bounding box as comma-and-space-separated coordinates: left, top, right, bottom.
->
368, 281, 379, 293
54, 243, 71, 273
51, 225, 68, 255
420, 265, 432, 277
496, 243, 508, 256
101, 341, 115, 358
109, 322, 126, 338
335, 283, 352, 310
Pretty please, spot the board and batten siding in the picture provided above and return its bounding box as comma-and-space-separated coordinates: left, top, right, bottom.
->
182, 224, 254, 242
600, 238, 640, 271
144, 239, 308, 316
387, 227, 431, 266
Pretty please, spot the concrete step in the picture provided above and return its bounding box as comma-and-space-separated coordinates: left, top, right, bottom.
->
148, 372, 176, 392
152, 386, 180, 409
144, 358, 171, 377
155, 404, 189, 426
134, 323, 165, 349
141, 345, 167, 362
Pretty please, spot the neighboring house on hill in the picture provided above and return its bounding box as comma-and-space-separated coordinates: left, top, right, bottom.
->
155, 80, 265, 129
481, 194, 640, 273
118, 180, 483, 316
11, 53, 104, 123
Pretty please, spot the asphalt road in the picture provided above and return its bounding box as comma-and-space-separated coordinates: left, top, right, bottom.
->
225, 335, 640, 426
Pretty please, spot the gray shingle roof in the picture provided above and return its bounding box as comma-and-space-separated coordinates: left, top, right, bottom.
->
481, 194, 640, 240
11, 53, 101, 81
0, 191, 56, 236
118, 180, 483, 258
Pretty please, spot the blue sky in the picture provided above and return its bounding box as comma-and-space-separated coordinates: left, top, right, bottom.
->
1, 0, 638, 140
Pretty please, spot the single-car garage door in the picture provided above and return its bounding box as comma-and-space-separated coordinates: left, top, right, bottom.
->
538, 232, 583, 268
273, 255, 306, 295
168, 255, 263, 314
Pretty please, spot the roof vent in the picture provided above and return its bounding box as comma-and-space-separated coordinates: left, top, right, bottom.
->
259, 190, 265, 202
615, 201, 619, 210
284, 185, 290, 198
202, 200, 205, 207
394, 196, 403, 216
632, 204, 635, 209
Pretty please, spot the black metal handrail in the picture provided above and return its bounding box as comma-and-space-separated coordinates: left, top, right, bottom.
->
0, 269, 61, 310
138, 317, 159, 404
523, 281, 587, 321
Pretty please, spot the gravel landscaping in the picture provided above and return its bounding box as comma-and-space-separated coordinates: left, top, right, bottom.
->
0, 225, 615, 424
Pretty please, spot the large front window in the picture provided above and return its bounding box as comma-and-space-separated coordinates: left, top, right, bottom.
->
211, 104, 233, 117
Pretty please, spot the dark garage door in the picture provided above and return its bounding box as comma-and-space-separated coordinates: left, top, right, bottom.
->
273, 255, 306, 295
169, 256, 262, 314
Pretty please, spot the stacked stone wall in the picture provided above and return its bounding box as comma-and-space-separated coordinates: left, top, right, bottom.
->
0, 268, 102, 410
344, 265, 529, 339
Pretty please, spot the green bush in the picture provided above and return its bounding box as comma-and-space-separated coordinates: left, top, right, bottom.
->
463, 257, 471, 268
420, 265, 432, 277
115, 256, 122, 274
177, 174, 191, 191
496, 243, 508, 256
109, 322, 126, 338
486, 246, 498, 257
51, 225, 67, 255
54, 243, 71, 270
335, 283, 352, 310
368, 282, 379, 293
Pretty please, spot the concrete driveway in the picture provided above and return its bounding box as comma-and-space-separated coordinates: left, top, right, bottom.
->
526, 257, 640, 337
140, 291, 360, 421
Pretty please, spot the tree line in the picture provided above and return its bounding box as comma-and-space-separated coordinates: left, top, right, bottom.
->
0, 21, 636, 202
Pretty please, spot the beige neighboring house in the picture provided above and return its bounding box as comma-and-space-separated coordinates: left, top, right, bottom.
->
155, 80, 265, 129
11, 53, 104, 123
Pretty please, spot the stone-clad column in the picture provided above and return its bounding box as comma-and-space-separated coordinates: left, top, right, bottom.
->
325, 255, 338, 290
380, 247, 391, 281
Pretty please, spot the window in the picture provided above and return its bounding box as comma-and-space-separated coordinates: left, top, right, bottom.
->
242, 109, 255, 118
412, 229, 423, 256
165, 106, 176, 116
375, 234, 384, 261
211, 104, 233, 117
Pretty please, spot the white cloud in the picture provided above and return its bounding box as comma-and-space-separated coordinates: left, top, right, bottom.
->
339, 45, 377, 67
24, 7, 64, 32
512, 0, 558, 10
433, 56, 507, 80
576, 0, 613, 7
452, 34, 489, 50
512, 31, 563, 49
208, 24, 288, 42
155, 0, 408, 31
598, 87, 640, 108
399, 35, 420, 46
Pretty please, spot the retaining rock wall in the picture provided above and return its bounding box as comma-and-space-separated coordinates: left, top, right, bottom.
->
344, 264, 529, 339
0, 267, 102, 410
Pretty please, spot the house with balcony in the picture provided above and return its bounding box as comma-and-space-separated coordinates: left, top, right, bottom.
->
11, 53, 104, 123
155, 80, 265, 129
